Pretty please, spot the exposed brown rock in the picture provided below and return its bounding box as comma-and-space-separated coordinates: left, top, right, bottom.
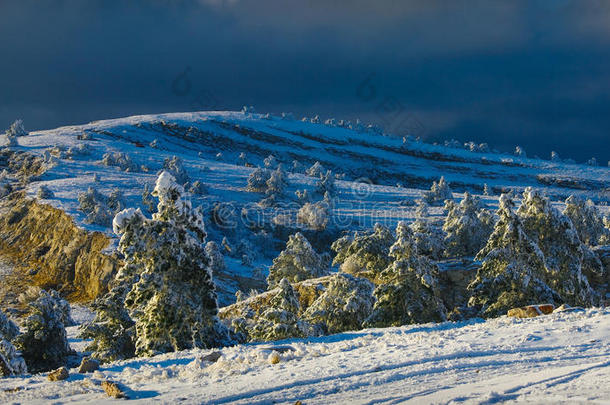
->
102, 380, 127, 399
48, 367, 69, 381
78, 357, 100, 373
507, 304, 554, 318
0, 199, 120, 303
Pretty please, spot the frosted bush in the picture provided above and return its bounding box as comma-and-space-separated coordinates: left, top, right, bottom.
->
205, 241, 226, 275
265, 165, 288, 196
263, 154, 277, 168
267, 232, 329, 288
514, 146, 527, 157
188, 180, 207, 195
297, 200, 330, 231
102, 151, 139, 172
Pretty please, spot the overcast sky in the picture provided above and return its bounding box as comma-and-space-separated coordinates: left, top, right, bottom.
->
1, 0, 609, 163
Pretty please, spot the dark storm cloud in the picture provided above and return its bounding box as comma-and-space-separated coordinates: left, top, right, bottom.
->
1, 0, 609, 163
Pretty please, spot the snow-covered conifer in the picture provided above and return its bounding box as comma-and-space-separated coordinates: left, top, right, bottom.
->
246, 167, 271, 193
518, 188, 600, 307
205, 241, 226, 275
263, 154, 277, 169
365, 222, 446, 327
4, 119, 27, 147
265, 165, 288, 196
267, 232, 329, 288
112, 172, 227, 356
332, 223, 395, 280
303, 273, 375, 334
141, 183, 156, 213
238, 152, 247, 166
316, 170, 336, 196
306, 161, 325, 178
249, 279, 306, 342
13, 288, 73, 373
162, 155, 189, 185
443, 192, 494, 257
563, 195, 608, 247
423, 176, 453, 205
467, 194, 559, 317
410, 200, 445, 259
514, 146, 526, 157
0, 310, 25, 376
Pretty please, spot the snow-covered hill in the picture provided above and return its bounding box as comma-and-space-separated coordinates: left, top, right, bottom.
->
1, 306, 608, 404
3, 110, 609, 305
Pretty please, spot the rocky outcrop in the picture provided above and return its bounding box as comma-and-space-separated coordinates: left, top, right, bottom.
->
0, 199, 120, 302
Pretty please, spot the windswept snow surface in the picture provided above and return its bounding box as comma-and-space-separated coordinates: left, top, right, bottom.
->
1, 308, 609, 404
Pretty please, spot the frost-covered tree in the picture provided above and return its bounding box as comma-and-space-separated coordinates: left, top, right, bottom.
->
365, 222, 446, 327
79, 271, 137, 363
410, 200, 445, 260
13, 288, 73, 373
306, 161, 325, 178
517, 188, 600, 307
37, 185, 54, 199
316, 170, 336, 196
246, 167, 271, 193
78, 187, 124, 227
249, 279, 307, 342
265, 165, 288, 196
205, 241, 226, 275
514, 146, 526, 157
267, 232, 329, 288
141, 183, 156, 213
303, 273, 374, 335
162, 156, 189, 185
332, 223, 395, 280
563, 195, 608, 247
113, 171, 227, 356
263, 154, 277, 169
443, 192, 494, 257
237, 152, 247, 166
4, 119, 27, 147
1, 310, 26, 377
297, 200, 330, 231
423, 176, 453, 206
467, 194, 559, 318
188, 180, 207, 195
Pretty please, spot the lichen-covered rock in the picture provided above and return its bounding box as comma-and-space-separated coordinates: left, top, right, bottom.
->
365, 222, 447, 327
268, 233, 329, 288
302, 272, 375, 335
102, 380, 127, 398
468, 194, 560, 318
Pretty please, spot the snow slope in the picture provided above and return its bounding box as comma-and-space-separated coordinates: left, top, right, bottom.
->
1, 307, 608, 404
